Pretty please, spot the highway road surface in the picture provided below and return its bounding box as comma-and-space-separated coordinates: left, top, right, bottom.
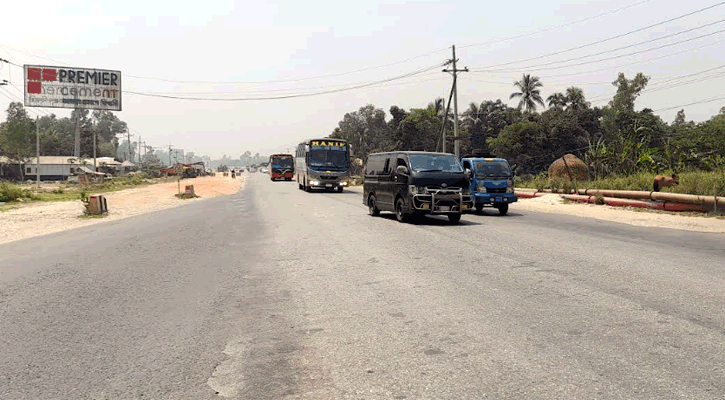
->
1, 172, 724, 399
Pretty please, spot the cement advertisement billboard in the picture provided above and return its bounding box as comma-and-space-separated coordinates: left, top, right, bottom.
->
23, 65, 122, 111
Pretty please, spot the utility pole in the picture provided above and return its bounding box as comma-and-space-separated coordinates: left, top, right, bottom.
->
442, 45, 468, 158
168, 144, 173, 166
138, 136, 142, 167
127, 130, 132, 162
74, 109, 81, 157
93, 123, 97, 172
36, 116, 40, 188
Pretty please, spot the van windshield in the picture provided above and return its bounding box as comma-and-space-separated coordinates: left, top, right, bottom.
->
474, 161, 511, 178
409, 154, 463, 173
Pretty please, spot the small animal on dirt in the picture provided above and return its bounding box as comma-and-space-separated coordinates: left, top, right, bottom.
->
653, 174, 678, 192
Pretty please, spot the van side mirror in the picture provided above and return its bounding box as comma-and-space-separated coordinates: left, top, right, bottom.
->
465, 168, 472, 180
395, 165, 409, 175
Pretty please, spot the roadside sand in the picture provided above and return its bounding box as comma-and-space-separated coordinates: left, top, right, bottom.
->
0, 175, 244, 245
515, 193, 725, 233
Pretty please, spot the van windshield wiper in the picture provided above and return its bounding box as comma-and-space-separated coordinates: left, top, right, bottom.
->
416, 169, 443, 172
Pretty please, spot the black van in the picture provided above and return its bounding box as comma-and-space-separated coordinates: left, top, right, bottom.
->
363, 151, 473, 223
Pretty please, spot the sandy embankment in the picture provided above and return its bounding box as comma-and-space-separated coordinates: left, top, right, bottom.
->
0, 175, 244, 246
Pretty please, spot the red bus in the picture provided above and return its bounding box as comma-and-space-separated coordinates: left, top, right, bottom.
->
269, 153, 294, 181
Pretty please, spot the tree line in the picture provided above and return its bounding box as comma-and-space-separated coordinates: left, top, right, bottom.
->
330, 72, 725, 179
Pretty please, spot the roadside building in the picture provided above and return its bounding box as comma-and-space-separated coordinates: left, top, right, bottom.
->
22, 157, 94, 181
0, 156, 23, 180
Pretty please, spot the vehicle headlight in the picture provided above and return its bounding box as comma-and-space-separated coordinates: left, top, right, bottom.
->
310, 180, 320, 186
477, 185, 487, 193
507, 180, 514, 192
409, 185, 428, 195
341, 181, 348, 186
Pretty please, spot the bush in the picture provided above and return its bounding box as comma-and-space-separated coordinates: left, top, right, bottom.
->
0, 182, 39, 202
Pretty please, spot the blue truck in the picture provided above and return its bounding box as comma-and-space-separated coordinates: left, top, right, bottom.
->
460, 157, 517, 215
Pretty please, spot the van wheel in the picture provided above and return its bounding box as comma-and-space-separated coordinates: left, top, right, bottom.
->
395, 198, 408, 223
497, 203, 509, 216
448, 213, 462, 224
368, 194, 380, 216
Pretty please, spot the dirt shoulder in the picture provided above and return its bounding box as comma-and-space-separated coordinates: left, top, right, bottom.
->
0, 175, 244, 246
514, 194, 725, 233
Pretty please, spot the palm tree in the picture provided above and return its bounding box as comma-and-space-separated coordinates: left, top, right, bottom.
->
510, 74, 545, 112
547, 92, 567, 109
565, 86, 589, 112
427, 97, 445, 117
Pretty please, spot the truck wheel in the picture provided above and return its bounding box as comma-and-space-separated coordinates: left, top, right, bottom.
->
337, 186, 343, 193
448, 213, 462, 224
395, 198, 408, 223
368, 194, 380, 216
304, 180, 311, 192
497, 203, 509, 216
475, 203, 484, 213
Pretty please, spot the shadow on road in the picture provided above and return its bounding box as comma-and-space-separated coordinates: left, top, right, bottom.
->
375, 213, 483, 226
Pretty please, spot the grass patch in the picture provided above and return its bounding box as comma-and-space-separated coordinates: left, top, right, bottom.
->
12, 173, 171, 203
517, 169, 725, 197
77, 213, 109, 219
0, 182, 40, 202
175, 192, 199, 199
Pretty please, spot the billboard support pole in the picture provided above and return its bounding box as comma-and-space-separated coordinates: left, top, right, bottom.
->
36, 116, 40, 188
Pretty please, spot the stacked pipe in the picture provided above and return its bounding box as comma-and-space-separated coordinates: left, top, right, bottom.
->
514, 188, 725, 213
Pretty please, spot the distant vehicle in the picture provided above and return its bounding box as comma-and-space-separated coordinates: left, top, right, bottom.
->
269, 153, 294, 181
460, 156, 517, 215
363, 151, 473, 224
295, 138, 351, 192
260, 168, 269, 173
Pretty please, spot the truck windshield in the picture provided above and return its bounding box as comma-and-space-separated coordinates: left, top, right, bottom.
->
474, 161, 511, 178
409, 154, 463, 173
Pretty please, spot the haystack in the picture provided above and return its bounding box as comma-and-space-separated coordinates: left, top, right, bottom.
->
548, 154, 589, 181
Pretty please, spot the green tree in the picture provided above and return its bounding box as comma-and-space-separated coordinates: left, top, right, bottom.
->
0, 102, 36, 180
565, 87, 589, 113
399, 108, 441, 151
332, 104, 390, 160
510, 74, 545, 113
547, 93, 567, 110
488, 121, 546, 174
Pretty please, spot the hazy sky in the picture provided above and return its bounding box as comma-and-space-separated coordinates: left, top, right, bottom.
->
1, 0, 723, 159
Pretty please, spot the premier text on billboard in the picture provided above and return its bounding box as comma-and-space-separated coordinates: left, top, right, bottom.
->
24, 65, 122, 111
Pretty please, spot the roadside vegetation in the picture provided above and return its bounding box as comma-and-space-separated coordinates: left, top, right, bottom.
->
517, 170, 725, 197
0, 172, 168, 204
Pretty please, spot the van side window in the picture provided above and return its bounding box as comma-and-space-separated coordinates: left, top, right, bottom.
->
396, 158, 407, 167
462, 160, 471, 170
365, 156, 377, 175
381, 157, 391, 175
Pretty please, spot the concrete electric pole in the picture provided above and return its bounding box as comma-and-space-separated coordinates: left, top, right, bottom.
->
442, 45, 468, 158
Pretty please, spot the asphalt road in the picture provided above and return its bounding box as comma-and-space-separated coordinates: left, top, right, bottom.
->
1, 172, 724, 400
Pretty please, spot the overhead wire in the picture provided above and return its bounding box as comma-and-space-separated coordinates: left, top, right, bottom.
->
474, 28, 725, 73
458, 0, 652, 49
469, 0, 725, 70
126, 63, 445, 101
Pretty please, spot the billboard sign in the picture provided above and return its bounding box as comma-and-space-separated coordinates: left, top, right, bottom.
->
24, 65, 122, 111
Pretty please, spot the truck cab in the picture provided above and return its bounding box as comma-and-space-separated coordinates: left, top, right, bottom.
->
460, 157, 517, 215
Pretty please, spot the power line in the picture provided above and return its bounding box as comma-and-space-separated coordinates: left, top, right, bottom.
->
478, 19, 725, 72
459, 0, 652, 49
125, 64, 444, 101
470, 1, 725, 70
475, 28, 725, 73
654, 96, 725, 112
0, 41, 450, 85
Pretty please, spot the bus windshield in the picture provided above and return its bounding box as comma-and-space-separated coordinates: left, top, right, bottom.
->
308, 140, 349, 170
271, 156, 293, 169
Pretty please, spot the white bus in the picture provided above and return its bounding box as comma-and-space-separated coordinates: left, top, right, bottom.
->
295, 138, 351, 193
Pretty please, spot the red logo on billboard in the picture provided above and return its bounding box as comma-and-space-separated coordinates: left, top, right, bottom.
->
26, 67, 56, 94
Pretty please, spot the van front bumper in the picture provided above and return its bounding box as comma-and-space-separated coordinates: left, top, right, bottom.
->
411, 193, 474, 214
